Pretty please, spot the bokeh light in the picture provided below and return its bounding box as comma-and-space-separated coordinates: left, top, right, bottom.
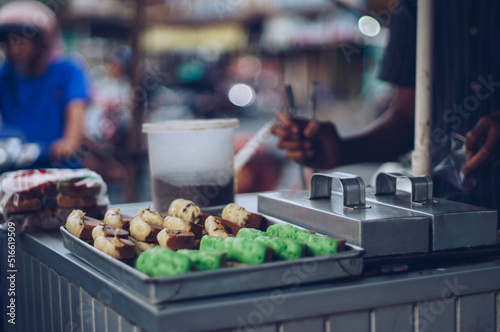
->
358, 16, 381, 37
228, 83, 256, 107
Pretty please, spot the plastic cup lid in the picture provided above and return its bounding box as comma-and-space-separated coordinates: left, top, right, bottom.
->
142, 118, 239, 133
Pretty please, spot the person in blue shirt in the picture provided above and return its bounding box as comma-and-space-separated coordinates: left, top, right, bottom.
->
0, 1, 92, 169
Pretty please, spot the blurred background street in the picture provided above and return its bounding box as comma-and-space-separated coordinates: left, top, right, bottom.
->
0, 0, 397, 203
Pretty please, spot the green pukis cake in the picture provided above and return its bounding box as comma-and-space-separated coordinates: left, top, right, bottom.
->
199, 236, 272, 265
176, 250, 227, 271
136, 246, 191, 277
236, 228, 304, 260
266, 224, 338, 256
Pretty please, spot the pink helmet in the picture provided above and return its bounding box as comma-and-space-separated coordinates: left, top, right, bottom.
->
0, 1, 61, 58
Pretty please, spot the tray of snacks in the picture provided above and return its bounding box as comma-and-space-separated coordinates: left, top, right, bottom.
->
60, 198, 364, 304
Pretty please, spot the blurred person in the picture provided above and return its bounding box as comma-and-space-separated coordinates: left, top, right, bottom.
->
273, 0, 500, 212
234, 131, 283, 193
84, 45, 132, 183
0, 1, 92, 169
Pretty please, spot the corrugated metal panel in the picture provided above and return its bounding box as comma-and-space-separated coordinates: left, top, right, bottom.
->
70, 282, 82, 331
120, 316, 137, 332
106, 307, 120, 332
40, 264, 52, 332
49, 269, 62, 332
32, 259, 44, 332
372, 304, 413, 332
93, 298, 106, 332
280, 317, 325, 332
328, 310, 370, 332
81, 289, 94, 332
230, 324, 277, 332
416, 298, 455, 332
496, 292, 500, 332
59, 275, 72, 332
457, 293, 495, 332
17, 249, 29, 332
24, 254, 35, 332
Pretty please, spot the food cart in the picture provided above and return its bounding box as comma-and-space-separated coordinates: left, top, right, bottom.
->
2, 1, 500, 331
1, 185, 499, 332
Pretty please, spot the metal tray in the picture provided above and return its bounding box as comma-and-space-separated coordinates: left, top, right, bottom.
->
60, 215, 364, 305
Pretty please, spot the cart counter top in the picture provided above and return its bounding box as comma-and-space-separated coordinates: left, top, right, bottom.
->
1, 194, 500, 332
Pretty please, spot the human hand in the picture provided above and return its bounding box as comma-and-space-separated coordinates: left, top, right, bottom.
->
50, 138, 80, 160
462, 111, 500, 179
271, 112, 343, 169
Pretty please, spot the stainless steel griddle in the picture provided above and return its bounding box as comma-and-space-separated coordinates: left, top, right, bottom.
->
367, 172, 497, 251
258, 172, 498, 258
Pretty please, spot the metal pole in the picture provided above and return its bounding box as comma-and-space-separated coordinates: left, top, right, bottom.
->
124, 0, 146, 203
412, 0, 433, 177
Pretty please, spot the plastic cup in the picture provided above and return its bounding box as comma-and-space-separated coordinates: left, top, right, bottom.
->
142, 119, 239, 212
